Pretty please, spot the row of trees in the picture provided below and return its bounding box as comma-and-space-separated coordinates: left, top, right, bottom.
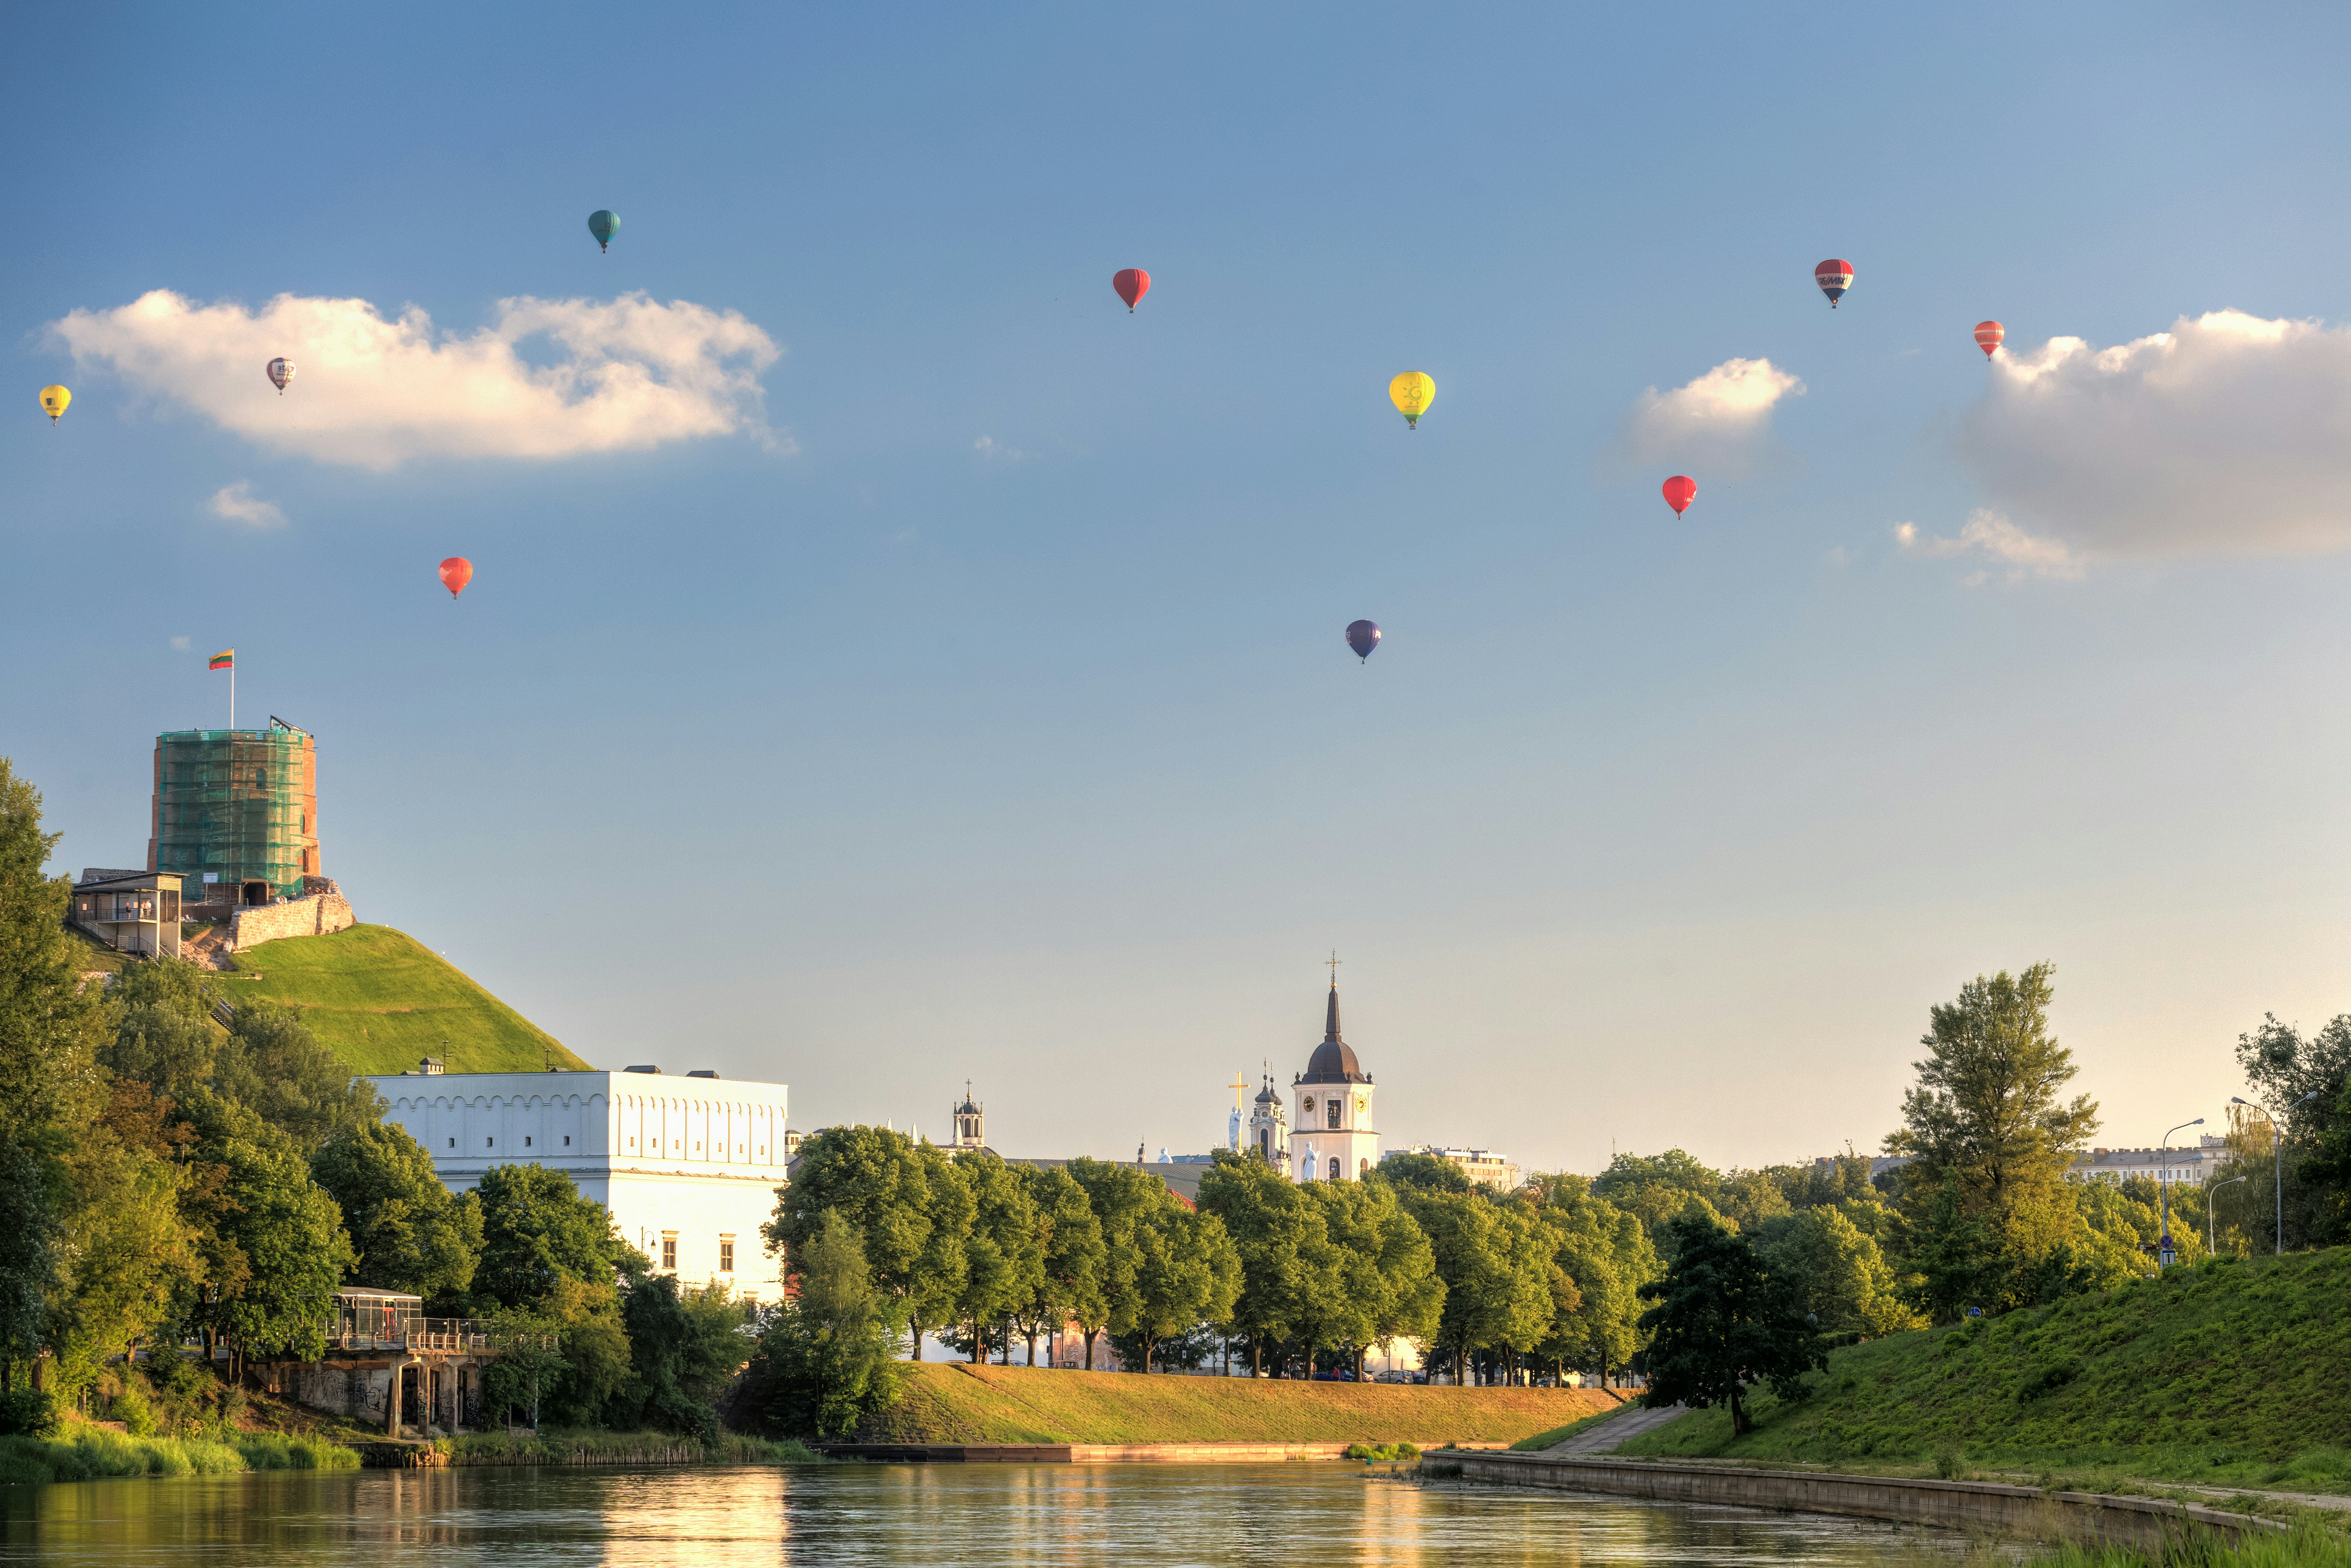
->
0, 760, 749, 1435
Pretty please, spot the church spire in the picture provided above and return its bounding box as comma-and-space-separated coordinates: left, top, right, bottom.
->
1325, 950, 1343, 1042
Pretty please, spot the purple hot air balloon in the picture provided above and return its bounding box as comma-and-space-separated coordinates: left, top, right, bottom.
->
1345, 620, 1381, 663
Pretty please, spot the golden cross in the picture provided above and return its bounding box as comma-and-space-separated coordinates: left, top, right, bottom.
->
1327, 951, 1342, 984
1229, 1072, 1250, 1110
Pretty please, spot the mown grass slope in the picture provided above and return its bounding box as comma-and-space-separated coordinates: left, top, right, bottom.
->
1618, 1248, 2351, 1490
229, 924, 590, 1075
861, 1362, 1619, 1445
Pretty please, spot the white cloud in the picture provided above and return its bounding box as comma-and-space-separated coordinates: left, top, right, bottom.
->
1958, 310, 2351, 559
1894, 511, 2082, 582
50, 289, 781, 471
1621, 357, 1804, 469
972, 435, 1028, 462
206, 481, 285, 528
169, 636, 190, 652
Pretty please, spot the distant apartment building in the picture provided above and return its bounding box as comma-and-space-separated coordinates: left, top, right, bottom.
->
1393, 1144, 1521, 1192
2065, 1136, 2229, 1187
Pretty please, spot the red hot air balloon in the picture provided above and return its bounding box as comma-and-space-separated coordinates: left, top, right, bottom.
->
1974, 320, 2005, 358
438, 557, 473, 598
1815, 259, 1853, 308
1345, 620, 1381, 662
1112, 268, 1151, 313
1661, 476, 1697, 518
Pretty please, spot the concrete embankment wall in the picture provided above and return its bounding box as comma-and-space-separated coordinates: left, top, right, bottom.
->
821, 1441, 1512, 1463
1455, 1451, 2279, 1552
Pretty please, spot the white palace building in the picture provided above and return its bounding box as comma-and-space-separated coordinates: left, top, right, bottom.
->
367, 1063, 792, 1304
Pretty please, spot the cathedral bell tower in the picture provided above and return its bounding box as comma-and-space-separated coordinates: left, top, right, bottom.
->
1246, 1069, 1289, 1167
1291, 961, 1378, 1182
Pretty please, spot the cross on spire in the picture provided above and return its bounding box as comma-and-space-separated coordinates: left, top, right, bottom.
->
1327, 950, 1342, 987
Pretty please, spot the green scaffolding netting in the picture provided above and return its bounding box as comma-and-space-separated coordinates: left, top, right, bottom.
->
153, 729, 310, 899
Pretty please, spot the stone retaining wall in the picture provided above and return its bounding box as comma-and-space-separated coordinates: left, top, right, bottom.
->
229, 891, 356, 951
820, 1440, 1513, 1464
1455, 1451, 2279, 1552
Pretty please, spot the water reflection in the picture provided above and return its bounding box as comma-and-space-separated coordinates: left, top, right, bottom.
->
0, 1463, 2016, 1566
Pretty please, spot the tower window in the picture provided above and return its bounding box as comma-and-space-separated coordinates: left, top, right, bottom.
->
564, 1135, 571, 1146
448, 1138, 455, 1149
525, 1136, 532, 1147
1326, 1099, 1342, 1129
1329, 1157, 1341, 1180
486, 1138, 494, 1149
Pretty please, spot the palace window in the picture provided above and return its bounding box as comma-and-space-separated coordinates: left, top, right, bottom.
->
719, 1236, 735, 1273
661, 1232, 678, 1271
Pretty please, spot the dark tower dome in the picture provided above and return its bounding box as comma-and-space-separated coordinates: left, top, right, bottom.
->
1298, 983, 1370, 1085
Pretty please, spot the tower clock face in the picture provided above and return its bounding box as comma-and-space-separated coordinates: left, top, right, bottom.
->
1354, 1094, 1368, 1114
1302, 1097, 1316, 1115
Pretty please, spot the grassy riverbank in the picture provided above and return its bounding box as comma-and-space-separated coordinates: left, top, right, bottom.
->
0, 1421, 357, 1485
1617, 1249, 2351, 1491
860, 1362, 1619, 1445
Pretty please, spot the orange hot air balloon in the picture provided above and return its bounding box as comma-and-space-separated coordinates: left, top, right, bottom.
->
438, 557, 474, 598
1112, 268, 1150, 312
1661, 476, 1697, 517
1974, 320, 2005, 358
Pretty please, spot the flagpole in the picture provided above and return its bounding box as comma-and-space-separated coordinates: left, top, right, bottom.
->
230, 664, 236, 731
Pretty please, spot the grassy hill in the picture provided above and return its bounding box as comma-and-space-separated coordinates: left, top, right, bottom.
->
860, 1362, 1621, 1446
1617, 1248, 2351, 1490
228, 923, 591, 1076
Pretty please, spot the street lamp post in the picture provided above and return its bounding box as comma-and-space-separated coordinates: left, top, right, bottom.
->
2159, 1119, 2203, 1269
2232, 1091, 2321, 1254
2208, 1175, 2247, 1256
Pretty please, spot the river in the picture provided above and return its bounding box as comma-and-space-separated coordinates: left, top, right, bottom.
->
1, 1462, 2021, 1565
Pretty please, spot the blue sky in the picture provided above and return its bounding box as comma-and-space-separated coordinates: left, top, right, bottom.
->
9, 3, 2351, 1172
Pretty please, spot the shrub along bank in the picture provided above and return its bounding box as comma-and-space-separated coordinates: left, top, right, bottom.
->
1616, 1248, 2351, 1488
854, 1362, 1617, 1446
0, 1419, 356, 1485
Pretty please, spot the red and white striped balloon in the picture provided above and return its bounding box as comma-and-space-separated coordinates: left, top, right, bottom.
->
1973, 321, 2005, 359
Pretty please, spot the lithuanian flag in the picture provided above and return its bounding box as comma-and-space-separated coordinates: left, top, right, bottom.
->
209, 649, 234, 670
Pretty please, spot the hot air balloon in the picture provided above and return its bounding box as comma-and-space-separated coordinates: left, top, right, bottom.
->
1389, 372, 1435, 430
1346, 620, 1381, 662
588, 210, 620, 253
438, 557, 473, 599
1112, 268, 1150, 312
1974, 321, 2005, 358
267, 357, 295, 395
38, 385, 69, 424
1661, 476, 1697, 518
1815, 259, 1853, 308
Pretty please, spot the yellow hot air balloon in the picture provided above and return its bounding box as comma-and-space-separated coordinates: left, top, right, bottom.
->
1389, 372, 1434, 430
39, 385, 70, 424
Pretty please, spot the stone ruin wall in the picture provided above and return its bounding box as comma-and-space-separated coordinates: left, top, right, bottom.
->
228, 888, 357, 951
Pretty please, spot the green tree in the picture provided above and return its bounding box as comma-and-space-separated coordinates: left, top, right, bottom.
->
216, 1002, 381, 1151
1752, 1205, 1924, 1336
472, 1162, 642, 1311
181, 1091, 355, 1370
101, 957, 221, 1110
1395, 1188, 1548, 1384
764, 1125, 970, 1359
1065, 1157, 1170, 1370
1011, 1164, 1104, 1368
0, 759, 109, 1141
951, 1153, 1041, 1363
311, 1119, 482, 1305
1376, 1150, 1471, 1194
1195, 1151, 1334, 1376
1127, 1204, 1241, 1373
609, 1274, 750, 1435
1885, 964, 2099, 1308
2237, 1013, 2351, 1246
754, 1209, 906, 1438
1637, 1211, 1824, 1435
1522, 1172, 1652, 1384
48, 1081, 205, 1391
1312, 1178, 1443, 1379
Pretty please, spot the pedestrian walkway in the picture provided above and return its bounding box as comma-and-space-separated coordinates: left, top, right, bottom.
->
1545, 1401, 1686, 1453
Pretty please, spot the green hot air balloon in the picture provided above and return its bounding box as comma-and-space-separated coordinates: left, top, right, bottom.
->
588, 210, 620, 253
